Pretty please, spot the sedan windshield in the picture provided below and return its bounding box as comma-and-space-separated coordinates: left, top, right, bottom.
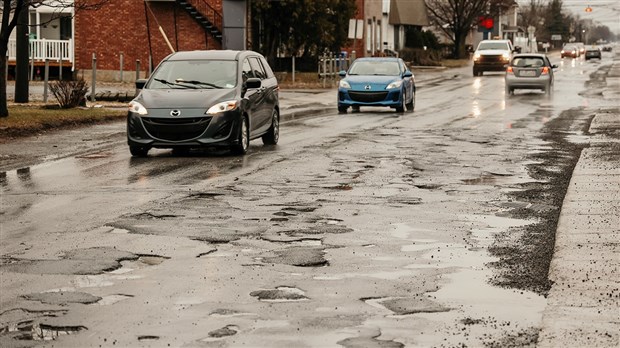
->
148, 60, 237, 89
348, 61, 401, 76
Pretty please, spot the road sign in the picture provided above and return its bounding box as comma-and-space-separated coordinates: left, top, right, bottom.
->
551, 34, 562, 40
348, 19, 363, 40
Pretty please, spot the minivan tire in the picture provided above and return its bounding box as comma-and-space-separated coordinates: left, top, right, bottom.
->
129, 145, 149, 157
262, 110, 279, 145
231, 116, 249, 155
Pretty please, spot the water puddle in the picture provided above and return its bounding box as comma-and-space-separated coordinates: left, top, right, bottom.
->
96, 294, 134, 305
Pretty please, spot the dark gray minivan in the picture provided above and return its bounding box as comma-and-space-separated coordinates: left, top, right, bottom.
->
127, 50, 279, 156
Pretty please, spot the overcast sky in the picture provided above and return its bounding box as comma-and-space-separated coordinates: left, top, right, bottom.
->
558, 0, 619, 33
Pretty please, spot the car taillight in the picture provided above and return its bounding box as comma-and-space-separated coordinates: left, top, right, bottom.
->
541, 67, 549, 75
506, 66, 514, 74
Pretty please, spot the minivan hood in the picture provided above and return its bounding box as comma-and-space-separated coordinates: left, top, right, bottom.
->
137, 88, 237, 109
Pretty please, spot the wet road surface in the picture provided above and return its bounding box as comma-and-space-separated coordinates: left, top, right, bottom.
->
1, 52, 618, 347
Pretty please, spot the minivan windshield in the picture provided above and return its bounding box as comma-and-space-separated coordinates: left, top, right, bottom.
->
348, 60, 401, 76
147, 60, 237, 89
477, 42, 509, 50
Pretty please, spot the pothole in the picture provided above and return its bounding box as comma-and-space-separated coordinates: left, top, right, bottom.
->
250, 287, 309, 302
260, 247, 328, 267
2, 321, 87, 341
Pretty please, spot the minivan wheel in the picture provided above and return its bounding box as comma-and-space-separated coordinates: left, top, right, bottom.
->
231, 116, 249, 155
129, 145, 149, 157
262, 109, 279, 145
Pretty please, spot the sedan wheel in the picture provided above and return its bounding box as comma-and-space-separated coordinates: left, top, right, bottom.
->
396, 90, 406, 113
406, 90, 415, 112
262, 110, 279, 145
231, 116, 249, 155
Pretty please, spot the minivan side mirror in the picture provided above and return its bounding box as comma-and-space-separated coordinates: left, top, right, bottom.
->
339, 70, 347, 77
245, 77, 261, 90
135, 79, 148, 90
403, 70, 413, 78
551, 64, 558, 69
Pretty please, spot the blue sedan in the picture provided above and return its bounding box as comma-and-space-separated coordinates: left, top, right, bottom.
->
338, 57, 415, 113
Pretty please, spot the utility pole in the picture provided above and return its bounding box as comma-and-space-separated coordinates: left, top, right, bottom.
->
15, 3, 29, 103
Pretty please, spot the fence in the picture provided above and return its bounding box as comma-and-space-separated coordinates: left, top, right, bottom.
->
318, 52, 353, 88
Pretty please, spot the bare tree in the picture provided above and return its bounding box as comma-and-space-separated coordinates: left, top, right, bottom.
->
425, 0, 516, 59
0, 0, 108, 118
425, 0, 490, 59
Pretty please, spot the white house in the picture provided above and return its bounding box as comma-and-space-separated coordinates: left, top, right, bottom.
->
7, 1, 75, 74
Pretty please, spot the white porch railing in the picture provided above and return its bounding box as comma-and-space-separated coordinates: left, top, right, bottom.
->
8, 38, 73, 65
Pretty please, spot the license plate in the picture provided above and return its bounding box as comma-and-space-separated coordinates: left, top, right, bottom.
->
520, 70, 536, 77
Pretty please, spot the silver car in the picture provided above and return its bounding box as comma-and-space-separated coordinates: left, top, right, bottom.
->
505, 54, 557, 95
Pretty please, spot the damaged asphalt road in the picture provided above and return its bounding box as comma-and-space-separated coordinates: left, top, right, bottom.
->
1, 55, 619, 347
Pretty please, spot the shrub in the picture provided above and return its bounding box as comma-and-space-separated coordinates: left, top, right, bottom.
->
50, 79, 88, 108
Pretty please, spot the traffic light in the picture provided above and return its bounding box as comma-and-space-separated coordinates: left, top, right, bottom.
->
478, 16, 494, 30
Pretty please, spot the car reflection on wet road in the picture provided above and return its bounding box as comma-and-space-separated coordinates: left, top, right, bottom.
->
1, 52, 617, 347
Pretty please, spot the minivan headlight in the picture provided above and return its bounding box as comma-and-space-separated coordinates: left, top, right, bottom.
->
386, 80, 403, 90
128, 101, 148, 115
206, 100, 238, 115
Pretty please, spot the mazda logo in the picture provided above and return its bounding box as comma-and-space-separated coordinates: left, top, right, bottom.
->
364, 85, 371, 90
170, 110, 181, 117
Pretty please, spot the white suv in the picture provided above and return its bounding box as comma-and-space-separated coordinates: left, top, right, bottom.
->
473, 40, 516, 76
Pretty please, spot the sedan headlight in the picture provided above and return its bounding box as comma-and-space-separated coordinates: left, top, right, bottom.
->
339, 80, 351, 89
128, 101, 148, 115
206, 100, 238, 115
386, 80, 403, 90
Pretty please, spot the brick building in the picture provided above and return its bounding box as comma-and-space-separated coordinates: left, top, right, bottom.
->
75, 0, 223, 81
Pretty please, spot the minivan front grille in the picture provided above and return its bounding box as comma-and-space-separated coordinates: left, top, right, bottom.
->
141, 116, 212, 141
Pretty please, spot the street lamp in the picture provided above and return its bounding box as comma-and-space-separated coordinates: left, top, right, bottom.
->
585, 6, 592, 13
582, 29, 587, 45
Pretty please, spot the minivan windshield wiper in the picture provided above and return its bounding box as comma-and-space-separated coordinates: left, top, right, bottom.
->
175, 79, 220, 89
152, 78, 195, 89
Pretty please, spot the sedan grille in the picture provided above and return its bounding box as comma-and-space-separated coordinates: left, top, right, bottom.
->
348, 91, 388, 103
141, 116, 212, 141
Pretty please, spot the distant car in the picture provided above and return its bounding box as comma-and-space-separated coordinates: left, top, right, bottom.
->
584, 45, 602, 60
337, 57, 415, 113
561, 45, 579, 58
505, 53, 557, 95
602, 45, 612, 52
127, 50, 280, 157
472, 39, 517, 76
571, 42, 586, 56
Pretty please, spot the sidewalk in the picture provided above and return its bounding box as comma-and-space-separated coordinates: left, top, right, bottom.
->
538, 51, 620, 347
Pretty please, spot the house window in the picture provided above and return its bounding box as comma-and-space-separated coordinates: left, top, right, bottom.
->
60, 16, 72, 40
366, 19, 372, 52
394, 25, 400, 50
376, 20, 381, 52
